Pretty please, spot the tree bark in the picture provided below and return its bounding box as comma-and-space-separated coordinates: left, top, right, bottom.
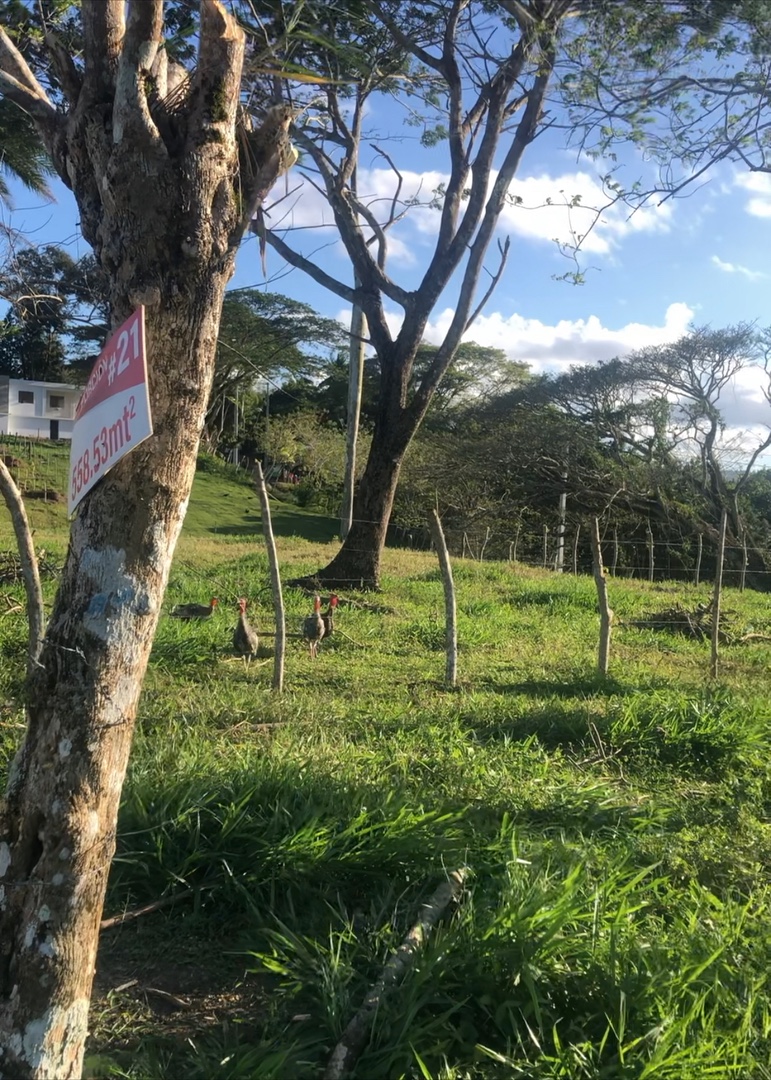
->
304, 417, 410, 588
0, 2, 293, 1073
0, 298, 232, 1078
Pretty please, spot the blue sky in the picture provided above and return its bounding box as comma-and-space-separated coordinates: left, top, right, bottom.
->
3, 83, 770, 440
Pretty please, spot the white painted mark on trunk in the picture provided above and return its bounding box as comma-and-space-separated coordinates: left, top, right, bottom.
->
38, 935, 58, 958
16, 997, 90, 1070
58, 738, 72, 760
81, 546, 153, 640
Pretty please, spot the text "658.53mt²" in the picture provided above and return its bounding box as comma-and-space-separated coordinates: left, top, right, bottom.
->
70, 395, 138, 502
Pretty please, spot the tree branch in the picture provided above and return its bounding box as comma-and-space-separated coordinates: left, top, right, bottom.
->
365, 0, 446, 74
0, 28, 59, 141
43, 31, 83, 108
409, 33, 556, 416
263, 230, 357, 304
292, 130, 412, 308
189, 0, 246, 144
81, 0, 125, 103
463, 235, 510, 332
113, 0, 164, 148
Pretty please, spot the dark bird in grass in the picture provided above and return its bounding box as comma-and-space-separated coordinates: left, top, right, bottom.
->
303, 594, 325, 658
170, 597, 218, 620
233, 597, 259, 658
322, 594, 339, 639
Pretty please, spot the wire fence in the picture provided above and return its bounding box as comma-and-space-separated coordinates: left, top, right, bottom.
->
3, 434, 770, 592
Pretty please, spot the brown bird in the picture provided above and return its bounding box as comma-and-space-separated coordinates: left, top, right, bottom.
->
303, 595, 325, 658
233, 597, 259, 658
322, 594, 339, 639
170, 598, 218, 620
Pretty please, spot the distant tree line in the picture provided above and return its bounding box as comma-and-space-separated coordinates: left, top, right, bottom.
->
3, 243, 770, 583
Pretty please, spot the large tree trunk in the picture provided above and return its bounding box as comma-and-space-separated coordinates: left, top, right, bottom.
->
318, 421, 408, 589
0, 294, 230, 1077
0, 2, 262, 1072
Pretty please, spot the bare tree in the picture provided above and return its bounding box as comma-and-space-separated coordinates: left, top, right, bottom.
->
265, 0, 580, 587
0, 3, 297, 1073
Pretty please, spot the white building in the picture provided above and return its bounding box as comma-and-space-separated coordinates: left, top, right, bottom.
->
0, 377, 82, 440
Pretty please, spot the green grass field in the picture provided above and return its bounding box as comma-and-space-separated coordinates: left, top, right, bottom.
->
2, 445, 771, 1079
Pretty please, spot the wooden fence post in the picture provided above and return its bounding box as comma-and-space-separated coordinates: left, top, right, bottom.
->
479, 526, 491, 562
590, 517, 613, 677
572, 524, 580, 575
542, 524, 549, 569
694, 533, 702, 587
428, 510, 458, 688
740, 528, 748, 593
711, 509, 727, 679
255, 461, 286, 692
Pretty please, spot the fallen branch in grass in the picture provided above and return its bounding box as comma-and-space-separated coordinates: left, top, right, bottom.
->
100, 888, 205, 931
324, 867, 469, 1080
335, 628, 367, 648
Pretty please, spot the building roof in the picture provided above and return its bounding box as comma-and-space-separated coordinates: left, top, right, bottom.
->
0, 376, 83, 391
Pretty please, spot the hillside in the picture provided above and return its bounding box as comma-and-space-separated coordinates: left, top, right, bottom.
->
0, 439, 339, 557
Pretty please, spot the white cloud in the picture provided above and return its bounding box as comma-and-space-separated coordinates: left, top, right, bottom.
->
711, 254, 766, 281
420, 301, 694, 372
497, 171, 672, 255
734, 172, 771, 218
338, 301, 695, 373
721, 364, 771, 427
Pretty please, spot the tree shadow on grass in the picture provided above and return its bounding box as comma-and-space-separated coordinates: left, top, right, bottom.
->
463, 704, 602, 751
208, 508, 339, 543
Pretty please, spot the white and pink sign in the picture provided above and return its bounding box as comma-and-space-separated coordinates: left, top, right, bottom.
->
68, 307, 153, 514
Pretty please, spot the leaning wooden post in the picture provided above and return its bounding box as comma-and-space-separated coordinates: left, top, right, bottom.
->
646, 521, 654, 583
428, 509, 458, 688
740, 528, 748, 593
694, 532, 702, 587
255, 461, 286, 691
513, 520, 522, 562
711, 508, 728, 679
590, 517, 613, 677
0, 458, 45, 675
